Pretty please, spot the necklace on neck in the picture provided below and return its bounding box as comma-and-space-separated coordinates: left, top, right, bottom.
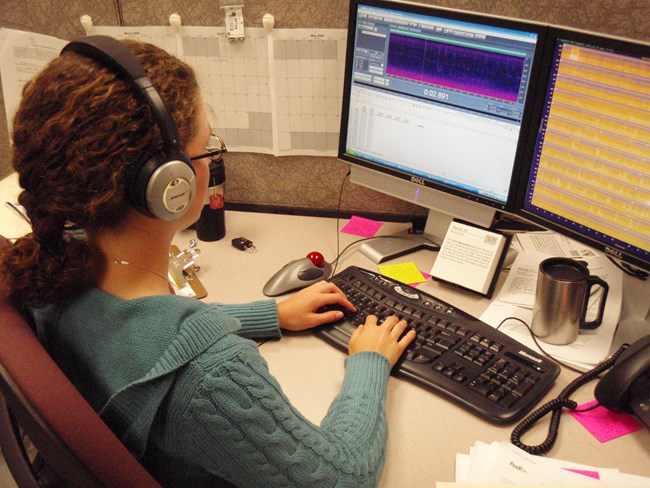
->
112, 258, 174, 287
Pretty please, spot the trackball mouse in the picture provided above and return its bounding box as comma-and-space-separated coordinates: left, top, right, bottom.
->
263, 251, 333, 297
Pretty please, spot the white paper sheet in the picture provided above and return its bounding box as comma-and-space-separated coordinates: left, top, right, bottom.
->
0, 28, 67, 137
516, 232, 599, 259
498, 250, 550, 309
452, 441, 650, 486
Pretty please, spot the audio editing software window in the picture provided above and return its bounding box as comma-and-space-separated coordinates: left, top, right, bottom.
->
345, 4, 539, 203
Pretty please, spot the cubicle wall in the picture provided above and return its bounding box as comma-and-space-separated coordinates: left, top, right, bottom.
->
1, 0, 648, 219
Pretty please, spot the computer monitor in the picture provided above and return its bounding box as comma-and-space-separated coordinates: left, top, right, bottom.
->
518, 27, 650, 272
339, 0, 546, 260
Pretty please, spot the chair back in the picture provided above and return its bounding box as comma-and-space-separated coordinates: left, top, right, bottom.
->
0, 236, 161, 488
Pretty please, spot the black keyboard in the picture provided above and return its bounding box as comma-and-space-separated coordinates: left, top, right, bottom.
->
315, 266, 560, 424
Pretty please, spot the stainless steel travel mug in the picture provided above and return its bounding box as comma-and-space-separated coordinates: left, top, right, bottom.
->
531, 257, 609, 345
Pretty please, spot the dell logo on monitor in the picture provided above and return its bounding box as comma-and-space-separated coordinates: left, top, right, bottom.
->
411, 176, 426, 186
605, 246, 624, 259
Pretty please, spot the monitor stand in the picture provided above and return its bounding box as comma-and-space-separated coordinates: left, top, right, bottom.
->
349, 166, 498, 263
359, 232, 439, 264
359, 208, 455, 263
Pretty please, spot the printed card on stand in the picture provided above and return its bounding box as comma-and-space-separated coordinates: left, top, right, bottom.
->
430, 220, 511, 298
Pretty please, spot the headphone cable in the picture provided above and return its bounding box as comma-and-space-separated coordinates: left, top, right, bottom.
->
332, 170, 351, 276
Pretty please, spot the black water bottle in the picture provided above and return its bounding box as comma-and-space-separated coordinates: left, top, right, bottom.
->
196, 159, 226, 241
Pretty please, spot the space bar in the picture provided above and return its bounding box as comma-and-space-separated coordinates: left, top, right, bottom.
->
333, 321, 356, 338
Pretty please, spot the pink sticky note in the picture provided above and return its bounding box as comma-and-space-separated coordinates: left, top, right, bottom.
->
340, 216, 383, 237
410, 271, 431, 287
569, 400, 644, 442
563, 468, 600, 480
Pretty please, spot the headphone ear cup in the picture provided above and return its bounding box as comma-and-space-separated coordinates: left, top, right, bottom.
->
128, 152, 196, 221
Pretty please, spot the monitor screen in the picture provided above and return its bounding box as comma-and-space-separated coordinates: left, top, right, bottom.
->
339, 0, 545, 241
519, 28, 650, 271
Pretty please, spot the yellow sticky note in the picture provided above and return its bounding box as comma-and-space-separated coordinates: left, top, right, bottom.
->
378, 262, 426, 284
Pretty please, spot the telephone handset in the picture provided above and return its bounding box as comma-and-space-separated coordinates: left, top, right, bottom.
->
595, 334, 650, 428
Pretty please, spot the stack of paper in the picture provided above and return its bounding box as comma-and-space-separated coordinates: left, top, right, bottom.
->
452, 441, 650, 486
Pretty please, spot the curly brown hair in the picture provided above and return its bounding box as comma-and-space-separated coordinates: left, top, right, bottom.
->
0, 39, 200, 307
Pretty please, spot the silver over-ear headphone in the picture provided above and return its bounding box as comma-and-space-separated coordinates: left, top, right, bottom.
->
61, 35, 196, 221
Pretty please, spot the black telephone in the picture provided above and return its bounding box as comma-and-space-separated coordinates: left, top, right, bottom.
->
595, 334, 650, 428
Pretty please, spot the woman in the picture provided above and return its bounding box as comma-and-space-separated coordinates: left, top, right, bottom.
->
0, 38, 415, 487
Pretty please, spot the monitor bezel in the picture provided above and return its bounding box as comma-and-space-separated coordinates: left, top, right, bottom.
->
338, 0, 548, 213
515, 26, 650, 271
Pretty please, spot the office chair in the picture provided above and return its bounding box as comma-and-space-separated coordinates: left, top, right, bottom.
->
0, 237, 161, 488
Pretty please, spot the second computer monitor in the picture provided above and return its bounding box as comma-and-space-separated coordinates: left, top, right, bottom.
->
518, 27, 650, 271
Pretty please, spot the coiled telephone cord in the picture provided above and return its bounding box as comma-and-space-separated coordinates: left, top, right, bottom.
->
511, 343, 629, 455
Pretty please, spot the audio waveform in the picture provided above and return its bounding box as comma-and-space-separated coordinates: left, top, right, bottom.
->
386, 33, 525, 102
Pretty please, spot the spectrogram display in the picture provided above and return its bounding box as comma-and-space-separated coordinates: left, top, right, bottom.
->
528, 42, 650, 256
386, 33, 525, 102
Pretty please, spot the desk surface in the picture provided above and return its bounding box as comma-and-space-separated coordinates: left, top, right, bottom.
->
173, 209, 650, 484
2, 173, 649, 484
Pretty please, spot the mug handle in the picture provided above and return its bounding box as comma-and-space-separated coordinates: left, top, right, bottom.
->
580, 276, 609, 330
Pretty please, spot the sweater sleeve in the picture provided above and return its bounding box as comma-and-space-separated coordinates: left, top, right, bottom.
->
215, 300, 281, 340
166, 336, 391, 487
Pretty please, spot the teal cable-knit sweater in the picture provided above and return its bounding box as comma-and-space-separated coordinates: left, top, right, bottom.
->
30, 288, 391, 487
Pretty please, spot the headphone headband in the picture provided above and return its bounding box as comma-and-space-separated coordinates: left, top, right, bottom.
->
60, 36, 195, 220
62, 36, 182, 157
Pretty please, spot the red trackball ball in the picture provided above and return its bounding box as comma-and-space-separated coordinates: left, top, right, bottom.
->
307, 251, 325, 267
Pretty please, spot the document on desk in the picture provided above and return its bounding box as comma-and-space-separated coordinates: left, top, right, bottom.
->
480, 250, 623, 370
491, 250, 548, 309
1, 26, 346, 157
447, 440, 650, 486
515, 232, 599, 259
0, 29, 67, 134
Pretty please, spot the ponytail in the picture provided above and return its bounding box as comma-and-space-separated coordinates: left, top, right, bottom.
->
0, 224, 101, 307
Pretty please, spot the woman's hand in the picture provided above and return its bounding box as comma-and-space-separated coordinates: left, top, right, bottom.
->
349, 315, 416, 367
277, 281, 356, 331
